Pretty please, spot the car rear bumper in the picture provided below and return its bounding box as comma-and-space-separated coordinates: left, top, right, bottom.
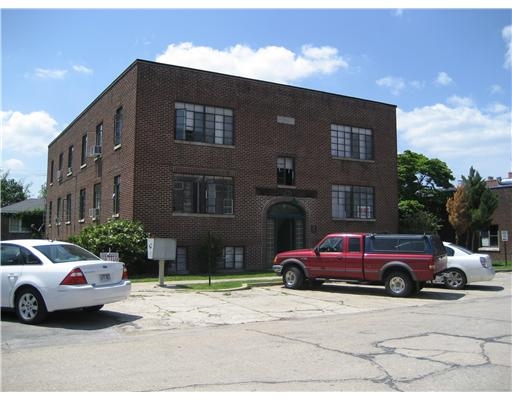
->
44, 280, 132, 312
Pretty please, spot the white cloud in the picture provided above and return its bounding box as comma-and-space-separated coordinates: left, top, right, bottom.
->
397, 101, 511, 179
503, 25, 512, 70
446, 95, 474, 108
435, 71, 454, 86
34, 68, 68, 79
155, 42, 347, 84
1, 158, 25, 172
73, 64, 93, 74
376, 76, 406, 96
1, 110, 59, 154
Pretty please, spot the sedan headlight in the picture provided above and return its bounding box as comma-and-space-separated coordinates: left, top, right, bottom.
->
479, 257, 488, 268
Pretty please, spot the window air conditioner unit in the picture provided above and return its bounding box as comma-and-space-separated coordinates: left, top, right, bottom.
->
89, 145, 102, 157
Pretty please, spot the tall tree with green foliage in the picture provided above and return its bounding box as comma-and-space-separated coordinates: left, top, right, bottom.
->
460, 167, 498, 250
1, 171, 31, 207
397, 150, 454, 234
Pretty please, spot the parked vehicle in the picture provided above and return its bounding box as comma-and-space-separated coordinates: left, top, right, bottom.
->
272, 233, 447, 297
1, 239, 131, 324
432, 242, 495, 289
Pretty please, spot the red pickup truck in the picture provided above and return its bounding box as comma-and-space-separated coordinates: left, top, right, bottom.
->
272, 233, 447, 297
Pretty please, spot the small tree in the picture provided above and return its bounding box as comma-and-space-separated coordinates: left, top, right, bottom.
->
446, 185, 470, 244
69, 219, 149, 272
1, 171, 30, 207
461, 167, 499, 250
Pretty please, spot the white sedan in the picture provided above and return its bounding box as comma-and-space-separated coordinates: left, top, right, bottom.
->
433, 242, 495, 289
1, 239, 131, 324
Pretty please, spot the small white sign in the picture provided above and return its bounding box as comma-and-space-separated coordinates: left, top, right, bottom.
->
501, 230, 509, 242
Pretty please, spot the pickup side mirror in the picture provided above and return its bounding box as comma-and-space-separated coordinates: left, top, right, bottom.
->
314, 247, 320, 256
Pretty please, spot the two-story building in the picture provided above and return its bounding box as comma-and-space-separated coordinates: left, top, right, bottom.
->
46, 59, 398, 273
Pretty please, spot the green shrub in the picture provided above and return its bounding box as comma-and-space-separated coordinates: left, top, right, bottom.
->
68, 219, 149, 273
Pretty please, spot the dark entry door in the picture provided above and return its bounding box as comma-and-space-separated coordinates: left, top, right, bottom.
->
276, 218, 295, 253
268, 202, 305, 255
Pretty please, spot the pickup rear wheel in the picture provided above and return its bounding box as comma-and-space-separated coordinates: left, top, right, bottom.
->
384, 271, 413, 297
283, 266, 304, 289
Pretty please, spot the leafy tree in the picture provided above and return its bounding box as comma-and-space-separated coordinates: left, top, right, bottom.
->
1, 171, 30, 207
398, 150, 454, 201
398, 200, 442, 234
459, 167, 498, 250
68, 219, 149, 272
397, 150, 454, 234
446, 185, 470, 244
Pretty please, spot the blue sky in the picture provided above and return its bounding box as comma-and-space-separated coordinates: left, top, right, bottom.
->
1, 6, 511, 197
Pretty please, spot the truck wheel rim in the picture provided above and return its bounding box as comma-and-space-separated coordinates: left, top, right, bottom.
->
285, 270, 296, 285
19, 293, 38, 321
389, 277, 405, 294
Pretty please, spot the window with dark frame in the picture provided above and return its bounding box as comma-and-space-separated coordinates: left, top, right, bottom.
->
331, 124, 373, 160
81, 134, 88, 165
93, 183, 101, 215
56, 198, 61, 224
96, 123, 103, 147
173, 174, 233, 215
113, 175, 121, 215
67, 145, 74, 173
277, 156, 295, 186
114, 107, 123, 146
48, 201, 52, 226
50, 160, 54, 184
175, 102, 233, 145
332, 185, 374, 219
58, 153, 63, 180
79, 189, 86, 221
65, 193, 72, 223
219, 246, 244, 270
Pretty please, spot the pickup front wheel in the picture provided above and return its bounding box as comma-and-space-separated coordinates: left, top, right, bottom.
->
283, 266, 304, 289
384, 271, 413, 297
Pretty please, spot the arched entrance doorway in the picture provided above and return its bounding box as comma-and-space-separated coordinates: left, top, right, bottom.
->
266, 202, 305, 260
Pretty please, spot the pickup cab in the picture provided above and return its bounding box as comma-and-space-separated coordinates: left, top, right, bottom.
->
272, 233, 447, 297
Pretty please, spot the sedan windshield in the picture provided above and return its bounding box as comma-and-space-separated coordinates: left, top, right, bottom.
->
34, 244, 100, 263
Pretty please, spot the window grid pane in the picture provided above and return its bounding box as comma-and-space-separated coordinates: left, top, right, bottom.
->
332, 185, 374, 219
331, 124, 373, 160
175, 102, 233, 145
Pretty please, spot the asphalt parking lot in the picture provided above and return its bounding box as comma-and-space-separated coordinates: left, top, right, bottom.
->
1, 272, 511, 391
100, 272, 508, 331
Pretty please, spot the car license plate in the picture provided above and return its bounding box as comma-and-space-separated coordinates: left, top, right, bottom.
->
99, 273, 111, 282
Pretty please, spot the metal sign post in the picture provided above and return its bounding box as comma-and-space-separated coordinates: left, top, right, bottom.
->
502, 231, 509, 266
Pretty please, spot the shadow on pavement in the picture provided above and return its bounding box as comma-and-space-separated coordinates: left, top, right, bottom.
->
306, 283, 467, 300
0, 308, 141, 330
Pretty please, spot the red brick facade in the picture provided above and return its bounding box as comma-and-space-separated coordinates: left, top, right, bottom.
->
47, 60, 398, 272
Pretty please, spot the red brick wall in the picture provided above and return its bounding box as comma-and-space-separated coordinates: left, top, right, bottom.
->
47, 60, 398, 272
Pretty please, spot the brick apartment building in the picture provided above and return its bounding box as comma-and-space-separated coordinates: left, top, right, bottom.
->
46, 59, 398, 273
484, 173, 512, 263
